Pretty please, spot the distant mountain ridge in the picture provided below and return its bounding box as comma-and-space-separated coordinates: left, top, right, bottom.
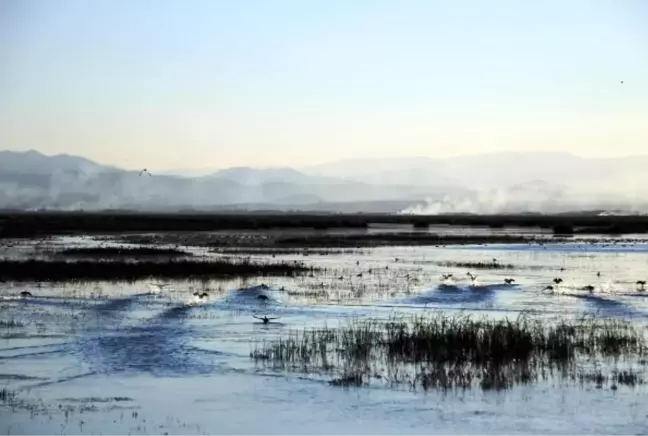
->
0, 150, 437, 211
0, 149, 115, 175
1, 149, 647, 213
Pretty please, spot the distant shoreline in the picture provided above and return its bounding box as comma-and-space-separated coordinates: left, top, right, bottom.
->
2, 211, 648, 238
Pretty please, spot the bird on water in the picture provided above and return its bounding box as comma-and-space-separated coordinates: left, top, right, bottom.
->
253, 315, 280, 324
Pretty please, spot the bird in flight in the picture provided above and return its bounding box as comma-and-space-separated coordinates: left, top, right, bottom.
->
149, 282, 170, 293
139, 169, 152, 176
253, 315, 281, 324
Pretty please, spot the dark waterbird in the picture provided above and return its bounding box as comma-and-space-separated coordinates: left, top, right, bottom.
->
553, 277, 563, 285
193, 291, 209, 299
253, 315, 280, 324
636, 280, 646, 291
504, 278, 515, 285
19, 290, 33, 298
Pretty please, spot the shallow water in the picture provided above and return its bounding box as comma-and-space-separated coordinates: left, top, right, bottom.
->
2, 234, 648, 434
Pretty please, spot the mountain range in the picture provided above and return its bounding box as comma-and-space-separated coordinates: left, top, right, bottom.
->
1, 149, 647, 214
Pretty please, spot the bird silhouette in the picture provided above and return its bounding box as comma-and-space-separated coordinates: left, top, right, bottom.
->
139, 169, 152, 176
253, 315, 280, 324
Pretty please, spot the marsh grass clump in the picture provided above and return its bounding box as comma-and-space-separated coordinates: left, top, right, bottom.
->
57, 246, 192, 258
577, 369, 644, 388
0, 387, 16, 402
0, 258, 315, 282
435, 261, 516, 270
329, 372, 364, 387
251, 314, 647, 392
0, 318, 25, 328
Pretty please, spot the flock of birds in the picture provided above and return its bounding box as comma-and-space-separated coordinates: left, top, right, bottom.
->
6, 233, 647, 324
439, 270, 646, 293
540, 276, 646, 294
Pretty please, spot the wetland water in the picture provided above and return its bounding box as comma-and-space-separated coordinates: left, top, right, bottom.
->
1, 230, 648, 434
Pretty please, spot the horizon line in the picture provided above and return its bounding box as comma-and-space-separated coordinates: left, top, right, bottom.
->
4, 148, 648, 173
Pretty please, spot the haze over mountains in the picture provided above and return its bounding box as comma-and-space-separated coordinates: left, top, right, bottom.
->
1, 149, 647, 214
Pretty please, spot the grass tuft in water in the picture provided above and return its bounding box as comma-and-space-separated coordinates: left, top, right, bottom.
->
0, 387, 16, 402
250, 313, 647, 392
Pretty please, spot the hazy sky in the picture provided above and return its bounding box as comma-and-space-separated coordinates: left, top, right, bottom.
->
1, 0, 647, 170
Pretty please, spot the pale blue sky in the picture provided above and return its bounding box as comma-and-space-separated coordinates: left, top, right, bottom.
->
1, 0, 646, 170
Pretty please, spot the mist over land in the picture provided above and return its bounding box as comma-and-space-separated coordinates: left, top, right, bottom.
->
1, 149, 647, 214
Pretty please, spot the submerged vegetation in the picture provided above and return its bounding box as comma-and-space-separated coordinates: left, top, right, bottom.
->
108, 232, 541, 249
251, 314, 648, 391
211, 247, 363, 256
56, 246, 192, 258
0, 318, 25, 328
434, 260, 516, 270
274, 233, 536, 248
0, 258, 314, 282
